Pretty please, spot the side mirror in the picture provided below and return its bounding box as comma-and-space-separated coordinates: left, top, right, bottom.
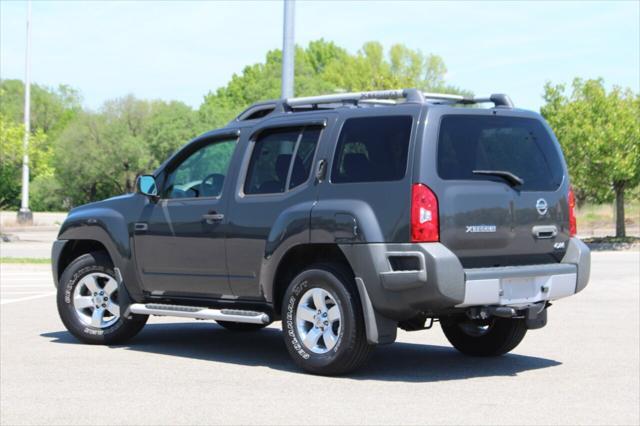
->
137, 175, 158, 197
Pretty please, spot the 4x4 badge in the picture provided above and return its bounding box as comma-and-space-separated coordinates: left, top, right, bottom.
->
536, 198, 548, 215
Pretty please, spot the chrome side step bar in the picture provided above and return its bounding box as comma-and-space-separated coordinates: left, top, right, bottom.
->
129, 303, 270, 324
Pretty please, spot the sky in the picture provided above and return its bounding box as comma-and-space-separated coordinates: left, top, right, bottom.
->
1, 0, 638, 112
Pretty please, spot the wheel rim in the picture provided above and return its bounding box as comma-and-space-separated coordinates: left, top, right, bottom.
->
72, 272, 120, 329
295, 288, 342, 354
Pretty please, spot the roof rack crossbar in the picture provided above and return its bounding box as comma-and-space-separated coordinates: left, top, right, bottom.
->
423, 92, 513, 108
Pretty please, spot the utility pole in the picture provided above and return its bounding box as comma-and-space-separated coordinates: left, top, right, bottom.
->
281, 0, 295, 99
18, 0, 33, 224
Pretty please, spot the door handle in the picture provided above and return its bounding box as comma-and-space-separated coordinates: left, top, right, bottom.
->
532, 225, 557, 239
202, 212, 224, 223
134, 222, 148, 232
315, 159, 327, 181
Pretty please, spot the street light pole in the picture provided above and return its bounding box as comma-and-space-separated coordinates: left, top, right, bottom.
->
281, 0, 295, 99
18, 0, 33, 224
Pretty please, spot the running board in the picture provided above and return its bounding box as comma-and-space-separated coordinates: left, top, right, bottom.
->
129, 303, 270, 324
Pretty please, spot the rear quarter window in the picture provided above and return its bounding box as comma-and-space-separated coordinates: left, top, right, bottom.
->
331, 115, 413, 183
437, 115, 564, 191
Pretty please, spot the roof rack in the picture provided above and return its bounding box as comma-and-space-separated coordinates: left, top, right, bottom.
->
233, 89, 514, 122
284, 89, 514, 108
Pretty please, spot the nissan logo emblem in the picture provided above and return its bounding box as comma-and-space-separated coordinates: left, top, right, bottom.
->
536, 198, 548, 216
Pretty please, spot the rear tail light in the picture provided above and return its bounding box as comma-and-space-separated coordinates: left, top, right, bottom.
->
411, 183, 439, 242
568, 186, 577, 237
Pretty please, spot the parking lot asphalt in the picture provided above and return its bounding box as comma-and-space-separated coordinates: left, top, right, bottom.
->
1, 251, 639, 426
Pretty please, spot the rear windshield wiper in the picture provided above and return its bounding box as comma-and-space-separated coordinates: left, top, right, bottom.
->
472, 170, 524, 187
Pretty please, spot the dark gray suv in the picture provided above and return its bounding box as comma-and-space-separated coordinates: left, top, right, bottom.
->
52, 89, 590, 375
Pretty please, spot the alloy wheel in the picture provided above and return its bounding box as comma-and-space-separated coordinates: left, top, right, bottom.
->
295, 288, 342, 354
72, 272, 120, 329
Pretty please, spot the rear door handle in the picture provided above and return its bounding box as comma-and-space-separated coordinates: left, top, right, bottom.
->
315, 159, 327, 181
202, 212, 224, 223
532, 225, 557, 239
134, 222, 148, 232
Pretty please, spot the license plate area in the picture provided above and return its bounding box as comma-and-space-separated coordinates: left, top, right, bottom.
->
457, 271, 577, 308
500, 276, 545, 305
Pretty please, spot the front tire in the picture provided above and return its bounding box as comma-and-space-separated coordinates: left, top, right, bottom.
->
57, 251, 148, 345
281, 263, 372, 375
440, 315, 527, 356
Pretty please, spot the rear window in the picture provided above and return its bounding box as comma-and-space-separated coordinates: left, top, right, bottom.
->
437, 115, 563, 191
331, 116, 413, 183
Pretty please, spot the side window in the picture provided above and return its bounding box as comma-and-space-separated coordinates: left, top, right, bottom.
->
331, 116, 413, 183
163, 139, 236, 199
290, 127, 321, 189
244, 126, 321, 195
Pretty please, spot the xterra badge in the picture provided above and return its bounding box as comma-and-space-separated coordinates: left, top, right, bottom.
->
466, 225, 497, 233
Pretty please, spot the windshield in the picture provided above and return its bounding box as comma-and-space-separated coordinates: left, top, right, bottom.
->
437, 115, 564, 191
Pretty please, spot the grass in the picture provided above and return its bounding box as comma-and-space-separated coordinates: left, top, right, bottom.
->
576, 198, 640, 230
582, 236, 639, 244
0, 257, 51, 264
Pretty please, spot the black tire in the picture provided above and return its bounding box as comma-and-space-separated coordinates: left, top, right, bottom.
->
57, 251, 148, 345
215, 321, 269, 332
440, 315, 528, 356
281, 263, 372, 375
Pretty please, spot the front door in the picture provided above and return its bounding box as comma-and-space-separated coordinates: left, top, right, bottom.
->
134, 136, 238, 297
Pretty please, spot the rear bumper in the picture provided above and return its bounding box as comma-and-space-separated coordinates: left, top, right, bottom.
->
340, 237, 590, 323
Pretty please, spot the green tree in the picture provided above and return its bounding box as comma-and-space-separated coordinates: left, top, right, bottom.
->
53, 106, 150, 205
322, 41, 466, 94
0, 79, 81, 137
542, 78, 640, 237
200, 40, 468, 128
0, 114, 49, 208
144, 100, 204, 162
0, 80, 80, 209
52, 95, 202, 206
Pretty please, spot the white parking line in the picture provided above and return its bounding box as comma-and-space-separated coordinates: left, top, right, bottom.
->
0, 292, 56, 305
1, 284, 53, 288
1, 271, 51, 275
1, 277, 52, 282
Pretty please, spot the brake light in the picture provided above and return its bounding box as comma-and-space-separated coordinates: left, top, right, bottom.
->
411, 183, 439, 242
568, 186, 577, 237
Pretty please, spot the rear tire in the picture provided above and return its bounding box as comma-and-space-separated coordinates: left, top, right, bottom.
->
57, 251, 148, 345
215, 321, 268, 332
440, 315, 527, 356
281, 263, 372, 375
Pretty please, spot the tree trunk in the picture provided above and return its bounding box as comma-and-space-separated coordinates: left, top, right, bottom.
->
125, 176, 133, 194
614, 181, 626, 238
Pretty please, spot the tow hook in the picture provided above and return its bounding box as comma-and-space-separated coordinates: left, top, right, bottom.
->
468, 306, 517, 320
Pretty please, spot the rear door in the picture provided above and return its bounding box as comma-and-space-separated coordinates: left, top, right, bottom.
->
225, 116, 330, 298
426, 111, 569, 267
